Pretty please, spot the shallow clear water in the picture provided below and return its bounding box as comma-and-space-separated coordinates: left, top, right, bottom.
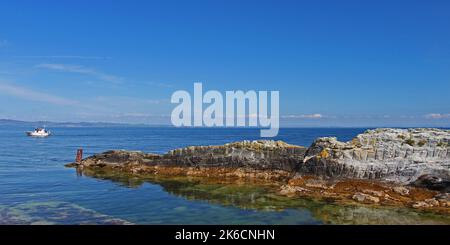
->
1, 126, 449, 224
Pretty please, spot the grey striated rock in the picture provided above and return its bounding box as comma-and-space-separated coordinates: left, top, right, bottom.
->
161, 140, 306, 171
300, 128, 450, 187
71, 140, 306, 172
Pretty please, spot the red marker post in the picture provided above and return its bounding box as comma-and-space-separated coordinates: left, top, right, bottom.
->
76, 148, 83, 163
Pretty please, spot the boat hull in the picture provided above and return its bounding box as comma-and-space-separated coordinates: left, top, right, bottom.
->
26, 132, 51, 137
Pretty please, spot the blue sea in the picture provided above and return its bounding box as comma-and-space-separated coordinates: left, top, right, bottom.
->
1, 126, 449, 224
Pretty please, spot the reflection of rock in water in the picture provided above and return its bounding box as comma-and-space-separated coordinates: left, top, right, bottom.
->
312, 205, 450, 225
80, 168, 450, 225
0, 202, 132, 225
81, 167, 281, 210
82, 167, 146, 188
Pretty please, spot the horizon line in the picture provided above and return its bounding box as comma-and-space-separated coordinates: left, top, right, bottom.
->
1, 118, 449, 129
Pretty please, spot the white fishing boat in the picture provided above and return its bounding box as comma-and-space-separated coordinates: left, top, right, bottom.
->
26, 128, 51, 137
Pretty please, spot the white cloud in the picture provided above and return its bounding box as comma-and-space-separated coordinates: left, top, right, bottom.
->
0, 82, 169, 123
15, 55, 111, 60
0, 82, 79, 106
425, 113, 450, 119
283, 113, 324, 119
110, 113, 169, 118
145, 81, 174, 88
36, 63, 122, 84
94, 96, 164, 106
73, 111, 170, 123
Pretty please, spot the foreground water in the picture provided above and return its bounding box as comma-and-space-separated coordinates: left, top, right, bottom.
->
1, 126, 449, 224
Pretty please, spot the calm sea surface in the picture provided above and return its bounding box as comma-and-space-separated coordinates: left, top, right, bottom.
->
1, 126, 449, 224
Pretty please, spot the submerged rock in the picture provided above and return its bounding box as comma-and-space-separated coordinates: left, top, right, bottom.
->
0, 202, 132, 225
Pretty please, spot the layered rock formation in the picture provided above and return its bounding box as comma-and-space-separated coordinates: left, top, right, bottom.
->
67, 140, 306, 180
301, 128, 450, 191
67, 128, 450, 192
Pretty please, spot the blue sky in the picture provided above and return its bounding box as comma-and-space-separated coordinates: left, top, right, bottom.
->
0, 0, 449, 126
